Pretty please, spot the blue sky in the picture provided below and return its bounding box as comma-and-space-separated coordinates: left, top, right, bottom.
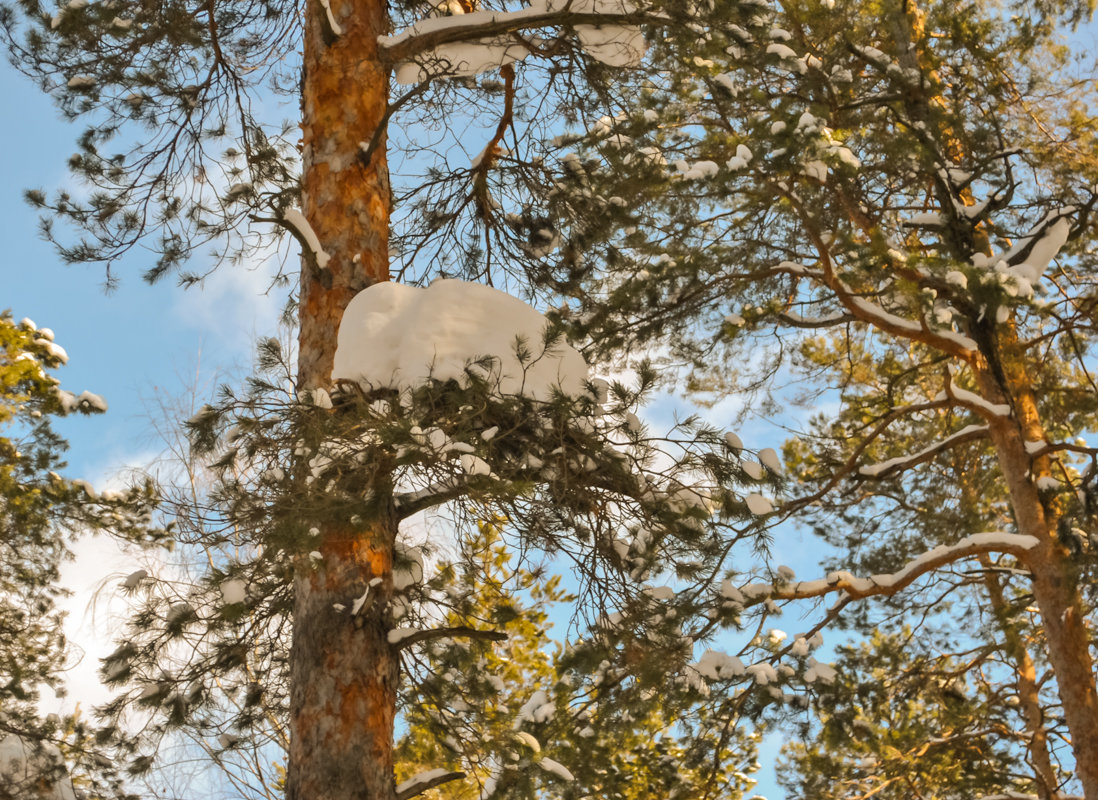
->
1, 65, 284, 479
1, 59, 287, 748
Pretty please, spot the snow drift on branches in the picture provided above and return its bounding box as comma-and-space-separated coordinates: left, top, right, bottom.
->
0, 735, 76, 800
383, 0, 646, 84
333, 279, 587, 400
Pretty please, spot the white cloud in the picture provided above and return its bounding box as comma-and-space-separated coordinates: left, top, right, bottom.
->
45, 448, 169, 716
172, 255, 287, 362
48, 533, 146, 715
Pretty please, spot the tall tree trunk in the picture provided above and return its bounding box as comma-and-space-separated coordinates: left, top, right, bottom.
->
287, 0, 395, 795
955, 458, 1060, 799
287, 522, 400, 800
877, 0, 1098, 791
297, 0, 391, 390
977, 556, 1060, 800
973, 335, 1098, 800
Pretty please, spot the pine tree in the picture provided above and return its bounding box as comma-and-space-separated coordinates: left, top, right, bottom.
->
158, 517, 764, 799
777, 342, 1073, 799
516, 0, 1098, 793
0, 0, 795, 796
0, 312, 159, 799
778, 630, 1053, 800
95, 326, 807, 798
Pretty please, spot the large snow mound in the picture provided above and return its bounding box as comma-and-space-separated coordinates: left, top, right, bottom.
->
0, 735, 77, 800
333, 279, 588, 401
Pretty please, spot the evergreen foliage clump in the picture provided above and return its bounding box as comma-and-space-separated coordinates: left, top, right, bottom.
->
0, 312, 161, 799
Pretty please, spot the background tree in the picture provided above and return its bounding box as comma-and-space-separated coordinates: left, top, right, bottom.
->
775, 341, 1077, 800
0, 311, 159, 799
393, 521, 762, 800
778, 630, 1059, 800
518, 0, 1098, 793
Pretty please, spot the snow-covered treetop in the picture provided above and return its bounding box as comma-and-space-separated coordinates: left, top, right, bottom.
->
332, 279, 588, 401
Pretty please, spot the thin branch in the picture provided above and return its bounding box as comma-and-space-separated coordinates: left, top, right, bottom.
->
358, 80, 433, 169
471, 61, 516, 222
397, 770, 467, 800
769, 533, 1038, 602
391, 625, 508, 651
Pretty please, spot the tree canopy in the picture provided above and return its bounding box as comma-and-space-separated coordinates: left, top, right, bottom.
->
0, 312, 160, 799
520, 0, 1098, 792
3, 0, 1098, 792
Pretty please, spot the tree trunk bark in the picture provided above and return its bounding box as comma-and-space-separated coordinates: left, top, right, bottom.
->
287, 0, 396, 795
297, 0, 391, 390
286, 523, 400, 800
973, 340, 1098, 800
978, 557, 1059, 800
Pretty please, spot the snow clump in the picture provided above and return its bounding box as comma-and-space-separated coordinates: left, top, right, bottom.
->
396, 769, 452, 796
516, 689, 555, 725
538, 757, 575, 781
220, 579, 247, 605
385, 0, 645, 84
693, 649, 746, 680
0, 734, 77, 800
333, 280, 587, 401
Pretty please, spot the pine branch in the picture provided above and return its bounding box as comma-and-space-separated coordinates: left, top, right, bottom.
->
391, 625, 507, 651
769, 533, 1038, 602
380, 6, 660, 64
396, 770, 466, 800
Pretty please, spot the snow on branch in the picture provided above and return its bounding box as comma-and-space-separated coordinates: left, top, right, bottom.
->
778, 310, 851, 328
394, 476, 474, 517
1000, 208, 1074, 278
319, 0, 343, 35
775, 398, 953, 516
382, 0, 640, 54
396, 769, 466, 800
380, 0, 649, 82
901, 211, 945, 229
281, 208, 331, 270
849, 43, 890, 68
774, 260, 824, 278
768, 532, 1038, 602
831, 283, 977, 357
928, 325, 977, 352
538, 757, 575, 782
332, 280, 588, 401
846, 295, 924, 336
944, 377, 1011, 418
858, 424, 989, 478
388, 625, 508, 650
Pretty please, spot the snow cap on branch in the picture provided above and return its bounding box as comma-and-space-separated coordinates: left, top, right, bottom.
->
333, 279, 588, 400
384, 0, 645, 84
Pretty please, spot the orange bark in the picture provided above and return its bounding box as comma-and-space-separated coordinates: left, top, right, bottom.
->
288, 0, 397, 795
286, 524, 399, 800
298, 0, 391, 390
971, 329, 1098, 800
978, 555, 1059, 800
